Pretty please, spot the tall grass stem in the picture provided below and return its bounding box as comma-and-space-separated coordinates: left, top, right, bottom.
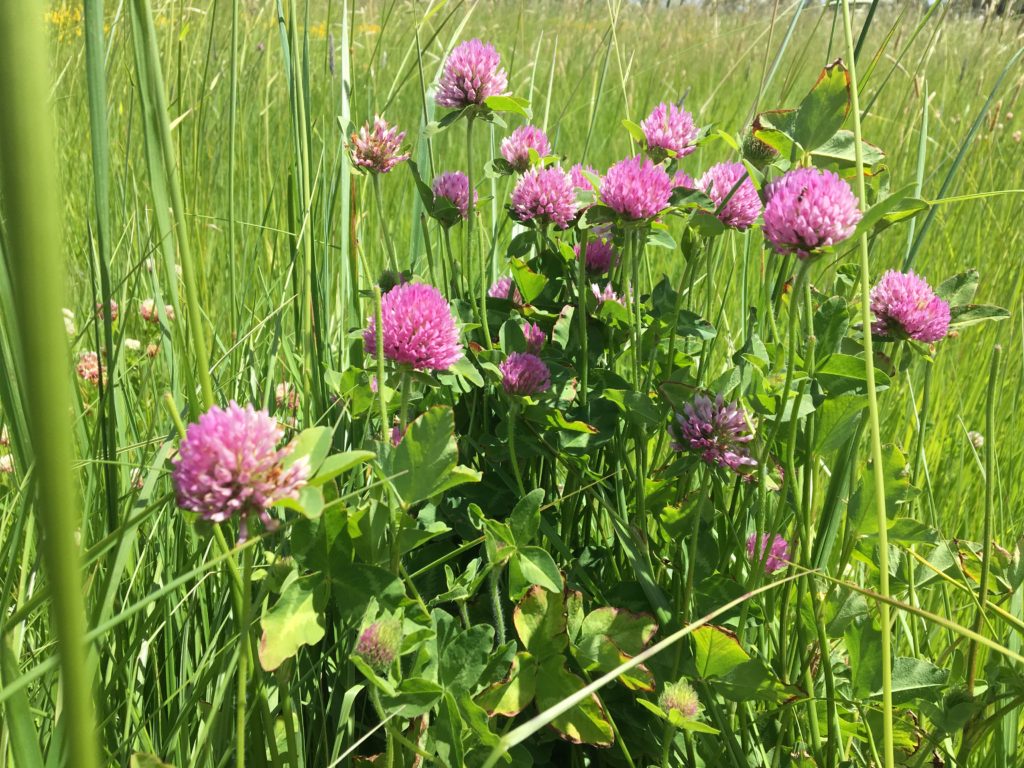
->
841, 1, 894, 764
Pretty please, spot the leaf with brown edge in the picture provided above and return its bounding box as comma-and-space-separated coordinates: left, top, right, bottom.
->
513, 584, 569, 659
692, 624, 750, 679
580, 606, 658, 655
475, 653, 538, 717
793, 59, 852, 153
535, 657, 614, 746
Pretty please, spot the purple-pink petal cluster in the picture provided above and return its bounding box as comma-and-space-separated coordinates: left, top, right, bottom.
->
600, 156, 673, 220
672, 170, 696, 190
523, 322, 546, 354
363, 283, 463, 371
641, 102, 697, 161
96, 299, 119, 322
569, 163, 600, 192
591, 282, 623, 306
140, 298, 175, 324
698, 162, 762, 230
574, 237, 617, 275
76, 351, 105, 385
870, 270, 950, 343
354, 617, 402, 671
501, 125, 551, 171
499, 352, 551, 395
489, 276, 524, 305
763, 167, 861, 258
747, 533, 790, 574
171, 402, 309, 541
350, 116, 410, 174
432, 171, 477, 220
510, 166, 577, 229
670, 394, 757, 473
435, 39, 508, 109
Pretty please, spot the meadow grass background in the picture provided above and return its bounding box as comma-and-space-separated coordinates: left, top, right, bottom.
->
2, 0, 1024, 764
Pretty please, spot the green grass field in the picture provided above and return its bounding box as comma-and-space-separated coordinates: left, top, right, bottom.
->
2, 0, 1024, 766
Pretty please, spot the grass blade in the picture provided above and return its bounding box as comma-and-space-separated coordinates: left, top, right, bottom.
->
0, 2, 100, 766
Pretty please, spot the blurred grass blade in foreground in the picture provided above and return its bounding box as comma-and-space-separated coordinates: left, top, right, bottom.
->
0, 1, 100, 767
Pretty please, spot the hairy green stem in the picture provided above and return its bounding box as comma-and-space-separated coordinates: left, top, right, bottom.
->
370, 688, 397, 768
967, 344, 1001, 694
465, 115, 492, 347
374, 287, 389, 442
237, 545, 253, 768
508, 403, 527, 496
372, 172, 399, 273
489, 565, 506, 648
399, 369, 411, 432
577, 228, 590, 405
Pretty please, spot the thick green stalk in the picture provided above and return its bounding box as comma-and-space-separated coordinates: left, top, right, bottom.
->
372, 173, 400, 273
841, 2, 894, 764
370, 689, 397, 768
374, 288, 389, 442
489, 565, 506, 648
967, 344, 1001, 694
576, 229, 590, 406
237, 546, 253, 768
399, 369, 411, 431
466, 115, 491, 347
0, 3, 100, 766
507, 403, 527, 497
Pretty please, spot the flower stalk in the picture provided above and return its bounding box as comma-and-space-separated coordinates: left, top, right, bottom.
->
967, 344, 1001, 694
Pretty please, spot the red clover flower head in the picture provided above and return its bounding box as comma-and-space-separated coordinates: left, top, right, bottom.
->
591, 282, 623, 306
140, 298, 175, 324
432, 171, 476, 220
350, 116, 410, 174
435, 39, 508, 109
489, 276, 524, 305
96, 299, 118, 322
575, 237, 617, 275
659, 679, 701, 721
698, 162, 761, 230
870, 270, 950, 343
746, 533, 790, 574
522, 322, 546, 354
762, 167, 861, 258
354, 616, 403, 671
76, 351, 105, 385
672, 169, 696, 190
641, 102, 697, 162
171, 402, 309, 541
501, 125, 551, 172
600, 156, 673, 220
670, 394, 757, 473
569, 163, 600, 193
499, 352, 551, 396
510, 166, 577, 229
364, 283, 463, 371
